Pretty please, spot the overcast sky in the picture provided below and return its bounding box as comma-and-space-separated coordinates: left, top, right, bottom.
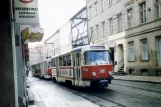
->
38, 0, 86, 41
29, 0, 85, 47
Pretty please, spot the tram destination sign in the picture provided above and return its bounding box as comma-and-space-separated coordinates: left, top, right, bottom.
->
90, 46, 105, 49
14, 0, 39, 24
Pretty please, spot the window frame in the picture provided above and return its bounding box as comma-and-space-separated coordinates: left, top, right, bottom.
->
139, 2, 147, 24
156, 0, 161, 18
127, 8, 132, 28
96, 24, 99, 39
140, 39, 149, 61
102, 0, 105, 11
89, 6, 92, 19
95, 2, 98, 15
102, 21, 105, 37
109, 0, 112, 7
109, 18, 113, 35
117, 13, 122, 32
128, 41, 135, 62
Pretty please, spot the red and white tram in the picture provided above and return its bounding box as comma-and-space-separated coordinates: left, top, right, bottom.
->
31, 60, 50, 79
48, 45, 113, 88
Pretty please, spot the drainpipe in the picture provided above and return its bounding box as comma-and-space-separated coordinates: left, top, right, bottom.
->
10, 0, 19, 106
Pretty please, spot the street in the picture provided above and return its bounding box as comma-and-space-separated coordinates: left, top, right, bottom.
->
27, 75, 161, 107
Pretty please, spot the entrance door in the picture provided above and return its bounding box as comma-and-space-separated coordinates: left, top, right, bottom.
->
73, 53, 81, 86
158, 38, 161, 66
110, 48, 115, 65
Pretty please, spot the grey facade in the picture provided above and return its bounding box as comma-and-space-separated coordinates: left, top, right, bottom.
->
86, 0, 161, 76
86, 0, 127, 73
124, 0, 161, 76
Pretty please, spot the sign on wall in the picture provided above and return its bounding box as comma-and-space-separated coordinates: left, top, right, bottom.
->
14, 0, 39, 24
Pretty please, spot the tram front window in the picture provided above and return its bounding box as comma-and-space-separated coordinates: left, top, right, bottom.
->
84, 51, 111, 65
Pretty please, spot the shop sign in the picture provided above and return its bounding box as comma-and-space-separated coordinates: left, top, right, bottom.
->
14, 0, 39, 24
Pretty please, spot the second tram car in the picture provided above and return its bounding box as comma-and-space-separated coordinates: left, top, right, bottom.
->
48, 45, 113, 88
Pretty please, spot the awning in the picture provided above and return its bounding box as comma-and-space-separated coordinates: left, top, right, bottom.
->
20, 25, 44, 44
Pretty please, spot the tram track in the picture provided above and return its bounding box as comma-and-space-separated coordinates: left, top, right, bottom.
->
111, 82, 161, 94
59, 83, 161, 107
57, 84, 127, 107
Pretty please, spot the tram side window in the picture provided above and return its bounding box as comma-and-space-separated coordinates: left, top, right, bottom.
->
59, 57, 63, 66
53, 59, 56, 67
51, 59, 56, 67
63, 56, 67, 66
67, 54, 71, 66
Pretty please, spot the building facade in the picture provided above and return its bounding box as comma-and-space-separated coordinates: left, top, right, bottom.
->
44, 30, 61, 58
86, 0, 127, 72
124, 0, 161, 76
29, 43, 45, 66
44, 22, 72, 58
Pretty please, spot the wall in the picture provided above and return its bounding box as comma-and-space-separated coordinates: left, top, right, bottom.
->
125, 0, 161, 75
0, 0, 16, 106
44, 30, 60, 58
60, 22, 72, 54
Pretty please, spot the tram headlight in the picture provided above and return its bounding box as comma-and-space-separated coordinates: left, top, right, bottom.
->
92, 72, 96, 77
108, 71, 112, 75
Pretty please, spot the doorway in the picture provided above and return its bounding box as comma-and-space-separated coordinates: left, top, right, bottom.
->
109, 48, 115, 66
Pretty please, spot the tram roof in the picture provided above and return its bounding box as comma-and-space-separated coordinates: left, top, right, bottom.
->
48, 44, 107, 58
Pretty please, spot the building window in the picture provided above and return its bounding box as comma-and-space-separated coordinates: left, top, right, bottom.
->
139, 2, 146, 23
156, 0, 161, 18
96, 25, 99, 39
102, 22, 105, 37
102, 0, 105, 11
109, 18, 113, 35
90, 27, 93, 40
109, 0, 112, 6
117, 14, 122, 32
127, 8, 132, 28
95, 2, 97, 15
128, 42, 135, 61
140, 39, 148, 60
89, 6, 92, 18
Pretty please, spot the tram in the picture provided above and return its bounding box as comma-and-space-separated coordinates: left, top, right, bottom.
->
48, 44, 113, 88
31, 60, 48, 78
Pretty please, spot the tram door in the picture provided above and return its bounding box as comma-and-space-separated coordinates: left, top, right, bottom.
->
73, 53, 81, 86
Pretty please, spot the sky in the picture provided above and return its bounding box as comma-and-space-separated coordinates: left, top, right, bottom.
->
29, 0, 85, 47
38, 0, 86, 41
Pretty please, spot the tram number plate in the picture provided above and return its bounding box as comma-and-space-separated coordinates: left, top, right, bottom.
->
100, 69, 105, 73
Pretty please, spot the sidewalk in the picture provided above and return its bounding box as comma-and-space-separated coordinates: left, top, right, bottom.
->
112, 74, 161, 83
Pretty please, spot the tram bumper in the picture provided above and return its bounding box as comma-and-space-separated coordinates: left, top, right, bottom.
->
99, 80, 108, 87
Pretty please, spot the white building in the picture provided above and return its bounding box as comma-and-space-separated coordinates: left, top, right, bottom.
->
29, 43, 45, 65
44, 30, 61, 58
86, 0, 126, 72
44, 22, 72, 58
59, 22, 72, 54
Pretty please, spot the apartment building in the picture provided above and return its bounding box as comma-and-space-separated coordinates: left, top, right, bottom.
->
124, 0, 161, 76
86, 0, 126, 72
44, 30, 61, 58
